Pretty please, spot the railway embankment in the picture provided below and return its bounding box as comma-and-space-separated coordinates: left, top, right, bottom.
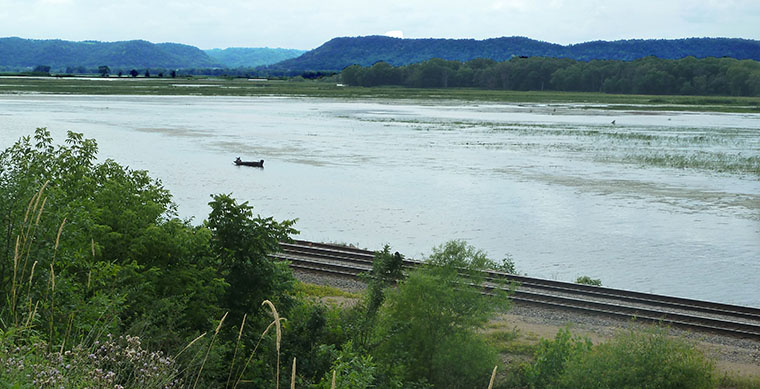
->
281, 240, 760, 378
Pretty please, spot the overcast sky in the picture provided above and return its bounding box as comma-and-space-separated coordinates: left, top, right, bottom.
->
1, 0, 758, 50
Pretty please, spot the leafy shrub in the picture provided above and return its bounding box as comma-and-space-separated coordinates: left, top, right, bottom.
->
575, 275, 602, 286
316, 341, 377, 389
524, 327, 592, 388
558, 327, 715, 389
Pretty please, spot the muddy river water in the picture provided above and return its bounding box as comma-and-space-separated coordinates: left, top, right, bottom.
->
1, 95, 758, 307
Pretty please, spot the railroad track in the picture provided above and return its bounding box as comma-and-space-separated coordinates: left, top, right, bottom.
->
274, 239, 760, 341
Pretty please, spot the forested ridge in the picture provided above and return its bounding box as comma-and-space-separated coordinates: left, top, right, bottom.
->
204, 47, 306, 68
3, 35, 760, 78
0, 37, 302, 71
341, 56, 760, 96
0, 37, 220, 70
268, 36, 760, 72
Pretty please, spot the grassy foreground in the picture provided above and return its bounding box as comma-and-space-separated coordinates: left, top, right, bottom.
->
1, 76, 759, 113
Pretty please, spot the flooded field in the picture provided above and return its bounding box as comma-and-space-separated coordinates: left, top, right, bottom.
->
1, 94, 758, 306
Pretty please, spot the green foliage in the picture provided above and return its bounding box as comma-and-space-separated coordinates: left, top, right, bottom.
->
340, 245, 405, 349
373, 240, 510, 388
278, 301, 334, 385
341, 55, 760, 97
206, 194, 298, 323
1, 129, 181, 343
524, 327, 593, 388
558, 327, 715, 388
316, 341, 377, 389
575, 275, 602, 286
362, 245, 404, 316
522, 326, 716, 389
0, 129, 303, 387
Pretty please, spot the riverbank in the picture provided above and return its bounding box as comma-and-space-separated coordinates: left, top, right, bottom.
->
1, 75, 759, 113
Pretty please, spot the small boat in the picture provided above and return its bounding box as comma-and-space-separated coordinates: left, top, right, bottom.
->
234, 157, 264, 168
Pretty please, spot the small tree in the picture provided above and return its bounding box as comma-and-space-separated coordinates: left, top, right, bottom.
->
347, 246, 405, 347
129, 69, 139, 77
373, 241, 510, 387
144, 69, 151, 78
98, 65, 110, 77
205, 194, 298, 323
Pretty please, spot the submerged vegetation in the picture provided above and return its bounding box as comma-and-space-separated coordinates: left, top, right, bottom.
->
354, 115, 760, 178
1, 129, 757, 387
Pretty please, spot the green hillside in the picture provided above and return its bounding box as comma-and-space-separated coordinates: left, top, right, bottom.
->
205, 47, 306, 68
0, 37, 221, 71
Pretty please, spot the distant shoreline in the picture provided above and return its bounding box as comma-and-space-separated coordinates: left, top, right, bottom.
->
0, 76, 759, 114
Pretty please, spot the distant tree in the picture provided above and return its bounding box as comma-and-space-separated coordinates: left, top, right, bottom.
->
32, 65, 51, 74
65, 66, 86, 74
170, 70, 177, 78
157, 72, 164, 78
117, 71, 123, 77
144, 69, 150, 78
98, 65, 110, 77
340, 65, 364, 86
129, 69, 138, 77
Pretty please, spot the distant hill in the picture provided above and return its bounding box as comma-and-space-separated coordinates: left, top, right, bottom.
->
0, 37, 221, 70
205, 47, 306, 68
4, 36, 759, 74
268, 36, 760, 72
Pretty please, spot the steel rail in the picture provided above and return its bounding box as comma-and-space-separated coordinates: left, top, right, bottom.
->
277, 240, 760, 340
281, 241, 760, 321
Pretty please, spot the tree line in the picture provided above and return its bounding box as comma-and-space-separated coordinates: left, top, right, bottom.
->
340, 56, 760, 97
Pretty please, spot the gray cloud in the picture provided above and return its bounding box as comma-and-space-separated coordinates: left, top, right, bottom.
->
0, 0, 757, 49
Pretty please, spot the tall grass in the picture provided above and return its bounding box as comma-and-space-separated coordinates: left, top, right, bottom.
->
234, 299, 287, 388
193, 311, 228, 389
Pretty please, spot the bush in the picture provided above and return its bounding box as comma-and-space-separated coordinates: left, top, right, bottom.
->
524, 327, 592, 388
316, 341, 377, 389
558, 327, 715, 389
575, 275, 602, 286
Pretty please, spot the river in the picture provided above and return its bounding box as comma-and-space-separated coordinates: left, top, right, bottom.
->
1, 94, 758, 307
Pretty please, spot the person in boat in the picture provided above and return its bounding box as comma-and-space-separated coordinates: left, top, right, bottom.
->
235, 156, 242, 163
